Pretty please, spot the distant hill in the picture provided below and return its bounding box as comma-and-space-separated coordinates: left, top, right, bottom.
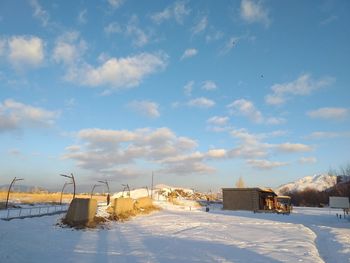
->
275, 174, 337, 195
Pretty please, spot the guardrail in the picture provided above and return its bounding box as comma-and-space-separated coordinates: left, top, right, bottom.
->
0, 205, 69, 221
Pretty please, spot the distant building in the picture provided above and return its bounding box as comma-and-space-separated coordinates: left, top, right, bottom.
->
222, 188, 277, 211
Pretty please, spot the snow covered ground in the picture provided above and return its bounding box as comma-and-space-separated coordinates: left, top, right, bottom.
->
0, 202, 349, 263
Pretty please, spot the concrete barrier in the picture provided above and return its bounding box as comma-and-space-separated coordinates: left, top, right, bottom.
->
134, 197, 153, 209
65, 198, 97, 226
113, 198, 134, 215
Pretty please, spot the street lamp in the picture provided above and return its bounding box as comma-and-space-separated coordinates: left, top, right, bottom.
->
60, 182, 73, 205
60, 173, 76, 199
5, 177, 24, 209
90, 184, 102, 198
122, 184, 130, 197
97, 180, 110, 194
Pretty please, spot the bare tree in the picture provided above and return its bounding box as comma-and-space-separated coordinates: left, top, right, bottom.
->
235, 176, 245, 188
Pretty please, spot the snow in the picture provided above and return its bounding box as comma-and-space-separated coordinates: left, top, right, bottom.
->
0, 201, 349, 262
276, 174, 337, 194
111, 184, 195, 201
112, 188, 150, 199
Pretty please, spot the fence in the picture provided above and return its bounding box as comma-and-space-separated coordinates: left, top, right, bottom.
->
0, 205, 69, 221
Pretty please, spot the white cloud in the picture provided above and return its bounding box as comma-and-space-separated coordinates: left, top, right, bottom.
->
265, 74, 334, 105
29, 0, 50, 27
206, 29, 224, 43
229, 129, 270, 159
77, 9, 87, 25
0, 39, 5, 56
151, 1, 191, 24
228, 99, 263, 123
188, 97, 215, 108
53, 32, 87, 65
191, 16, 208, 35
184, 81, 194, 96
107, 0, 125, 8
66, 52, 168, 90
103, 17, 151, 47
247, 159, 288, 169
160, 159, 215, 175
240, 0, 270, 27
180, 48, 198, 60
266, 117, 286, 125
64, 98, 76, 109
320, 15, 338, 25
98, 167, 145, 180
306, 131, 350, 139
307, 107, 348, 120
125, 15, 151, 47
228, 128, 307, 161
104, 22, 122, 35
220, 36, 240, 55
276, 142, 312, 153
0, 99, 59, 132
201, 80, 217, 91
128, 100, 160, 118
8, 36, 44, 69
207, 149, 227, 159
63, 127, 214, 177
65, 145, 81, 152
207, 116, 229, 126
299, 157, 317, 164
78, 129, 136, 146
173, 1, 191, 24
171, 101, 180, 108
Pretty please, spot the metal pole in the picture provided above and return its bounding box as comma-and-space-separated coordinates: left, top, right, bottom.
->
90, 184, 101, 198
5, 177, 24, 209
60, 173, 76, 200
98, 180, 110, 194
60, 182, 72, 205
71, 173, 76, 199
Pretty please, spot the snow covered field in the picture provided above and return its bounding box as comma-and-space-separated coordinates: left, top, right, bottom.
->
0, 202, 349, 263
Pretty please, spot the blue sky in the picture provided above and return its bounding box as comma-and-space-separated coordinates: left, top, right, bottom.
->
0, 0, 349, 192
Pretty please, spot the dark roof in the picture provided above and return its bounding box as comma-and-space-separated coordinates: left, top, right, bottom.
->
222, 187, 277, 195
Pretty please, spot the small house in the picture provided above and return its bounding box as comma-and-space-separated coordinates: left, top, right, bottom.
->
222, 188, 277, 211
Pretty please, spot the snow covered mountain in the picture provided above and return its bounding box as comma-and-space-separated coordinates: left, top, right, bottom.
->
275, 174, 337, 194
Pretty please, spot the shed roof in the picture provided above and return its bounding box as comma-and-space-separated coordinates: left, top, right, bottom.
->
222, 187, 277, 195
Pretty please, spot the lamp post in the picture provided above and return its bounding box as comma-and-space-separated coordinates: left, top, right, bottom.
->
5, 177, 24, 209
90, 184, 101, 198
60, 173, 76, 199
98, 179, 111, 205
60, 182, 73, 205
97, 180, 110, 194
122, 184, 130, 197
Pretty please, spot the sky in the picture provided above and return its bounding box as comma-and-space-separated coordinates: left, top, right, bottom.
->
0, 0, 349, 193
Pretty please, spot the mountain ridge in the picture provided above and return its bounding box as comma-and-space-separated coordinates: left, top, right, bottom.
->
275, 174, 337, 195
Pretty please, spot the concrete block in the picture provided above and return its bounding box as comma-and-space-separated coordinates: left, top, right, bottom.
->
134, 197, 153, 209
65, 198, 97, 226
113, 198, 134, 215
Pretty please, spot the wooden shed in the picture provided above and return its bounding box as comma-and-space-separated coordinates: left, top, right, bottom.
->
222, 188, 277, 211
